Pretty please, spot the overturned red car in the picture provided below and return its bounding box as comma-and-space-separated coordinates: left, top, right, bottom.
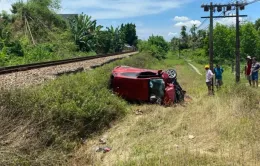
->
109, 66, 186, 105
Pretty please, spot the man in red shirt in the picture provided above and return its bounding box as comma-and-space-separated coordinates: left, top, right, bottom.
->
245, 56, 252, 86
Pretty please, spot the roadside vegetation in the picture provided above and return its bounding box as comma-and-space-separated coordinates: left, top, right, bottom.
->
0, 0, 138, 66
1, 0, 260, 165
0, 52, 159, 165
70, 52, 260, 166
168, 19, 260, 66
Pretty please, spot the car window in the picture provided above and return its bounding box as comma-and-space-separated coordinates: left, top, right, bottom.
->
149, 79, 165, 99
137, 71, 158, 78
121, 72, 138, 78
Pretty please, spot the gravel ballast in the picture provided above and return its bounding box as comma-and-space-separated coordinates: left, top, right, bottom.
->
0, 52, 138, 89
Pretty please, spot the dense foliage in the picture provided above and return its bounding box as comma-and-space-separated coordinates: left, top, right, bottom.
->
169, 19, 260, 64
0, 0, 138, 66
0, 52, 157, 165
137, 35, 169, 60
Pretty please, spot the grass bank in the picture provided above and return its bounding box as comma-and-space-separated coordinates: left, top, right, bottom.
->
0, 52, 158, 165
70, 51, 260, 166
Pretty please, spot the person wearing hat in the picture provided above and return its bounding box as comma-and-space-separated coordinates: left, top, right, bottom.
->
205, 65, 214, 95
250, 57, 260, 87
245, 56, 252, 86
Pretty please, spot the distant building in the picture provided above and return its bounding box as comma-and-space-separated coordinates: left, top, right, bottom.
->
59, 14, 78, 21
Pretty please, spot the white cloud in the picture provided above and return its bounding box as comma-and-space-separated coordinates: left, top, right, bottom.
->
0, 0, 192, 19
168, 32, 178, 36
173, 16, 189, 22
60, 0, 192, 19
174, 20, 201, 28
0, 0, 13, 13
215, 13, 245, 26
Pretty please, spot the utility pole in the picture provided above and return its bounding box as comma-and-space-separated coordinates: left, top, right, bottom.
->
209, 2, 213, 72
201, 1, 248, 83
235, 1, 240, 83
209, 2, 214, 94
178, 38, 180, 58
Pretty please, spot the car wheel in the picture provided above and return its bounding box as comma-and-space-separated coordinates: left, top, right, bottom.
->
165, 69, 177, 79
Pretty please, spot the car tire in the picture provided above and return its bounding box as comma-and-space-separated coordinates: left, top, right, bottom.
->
165, 69, 177, 79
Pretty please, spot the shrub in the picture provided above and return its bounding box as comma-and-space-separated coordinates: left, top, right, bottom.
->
137, 36, 169, 60
0, 52, 157, 165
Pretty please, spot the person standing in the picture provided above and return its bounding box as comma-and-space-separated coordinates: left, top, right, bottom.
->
205, 65, 214, 95
214, 64, 224, 89
245, 56, 252, 86
250, 57, 260, 88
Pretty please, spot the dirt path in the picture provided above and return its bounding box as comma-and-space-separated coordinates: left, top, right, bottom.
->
183, 59, 202, 76
187, 62, 202, 75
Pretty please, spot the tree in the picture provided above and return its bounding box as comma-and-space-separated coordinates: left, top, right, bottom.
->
180, 25, 188, 49
148, 35, 169, 59
241, 23, 260, 59
197, 29, 207, 48
106, 26, 124, 53
120, 23, 138, 46
190, 24, 197, 39
213, 23, 235, 64
96, 30, 111, 54
255, 18, 260, 31
190, 24, 197, 50
170, 37, 179, 51
181, 25, 187, 39
9, 0, 66, 44
137, 39, 149, 52
69, 14, 97, 51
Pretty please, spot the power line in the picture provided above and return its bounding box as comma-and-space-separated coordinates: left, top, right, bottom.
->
197, 0, 236, 31
201, 1, 254, 83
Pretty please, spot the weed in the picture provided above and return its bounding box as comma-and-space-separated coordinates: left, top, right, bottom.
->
0, 52, 157, 165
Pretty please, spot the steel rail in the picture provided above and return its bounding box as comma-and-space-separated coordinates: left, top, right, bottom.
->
0, 51, 137, 75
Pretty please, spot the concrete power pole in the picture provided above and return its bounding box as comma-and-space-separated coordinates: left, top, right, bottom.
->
235, 1, 240, 83
201, 1, 248, 84
209, 2, 214, 93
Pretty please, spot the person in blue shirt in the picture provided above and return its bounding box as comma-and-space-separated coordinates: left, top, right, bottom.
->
250, 57, 260, 88
214, 64, 224, 89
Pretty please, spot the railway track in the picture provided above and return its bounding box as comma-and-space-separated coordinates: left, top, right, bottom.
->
0, 51, 138, 89
0, 51, 136, 75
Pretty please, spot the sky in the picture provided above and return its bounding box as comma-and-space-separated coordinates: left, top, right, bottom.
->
1, 0, 260, 41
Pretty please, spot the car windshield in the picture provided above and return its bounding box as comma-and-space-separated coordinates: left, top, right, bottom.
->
121, 72, 138, 78
149, 79, 165, 99
137, 71, 158, 78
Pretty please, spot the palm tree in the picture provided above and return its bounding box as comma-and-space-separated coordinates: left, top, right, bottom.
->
190, 24, 197, 38
190, 24, 197, 50
106, 26, 123, 53
69, 13, 97, 51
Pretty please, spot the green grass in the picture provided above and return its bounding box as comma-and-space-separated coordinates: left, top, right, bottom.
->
0, 52, 158, 165
70, 51, 260, 166
1, 50, 260, 165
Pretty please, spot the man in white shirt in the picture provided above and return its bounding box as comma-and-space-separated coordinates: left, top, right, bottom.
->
205, 65, 214, 95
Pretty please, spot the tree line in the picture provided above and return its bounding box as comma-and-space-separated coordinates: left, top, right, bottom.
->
137, 18, 260, 63
170, 19, 260, 64
0, 0, 138, 66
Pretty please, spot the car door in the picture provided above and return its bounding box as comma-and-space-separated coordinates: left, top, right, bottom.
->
113, 77, 150, 101
163, 83, 176, 105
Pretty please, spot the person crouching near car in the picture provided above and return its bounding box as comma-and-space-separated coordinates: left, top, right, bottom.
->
250, 57, 260, 88
205, 65, 214, 95
245, 56, 252, 86
214, 64, 224, 89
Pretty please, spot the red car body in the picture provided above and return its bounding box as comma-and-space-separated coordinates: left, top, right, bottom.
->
110, 66, 182, 105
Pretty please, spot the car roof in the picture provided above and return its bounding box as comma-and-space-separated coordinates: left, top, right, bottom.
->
112, 66, 160, 79
113, 66, 158, 74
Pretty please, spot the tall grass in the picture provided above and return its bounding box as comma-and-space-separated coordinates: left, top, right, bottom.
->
0, 52, 158, 165
71, 52, 260, 166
